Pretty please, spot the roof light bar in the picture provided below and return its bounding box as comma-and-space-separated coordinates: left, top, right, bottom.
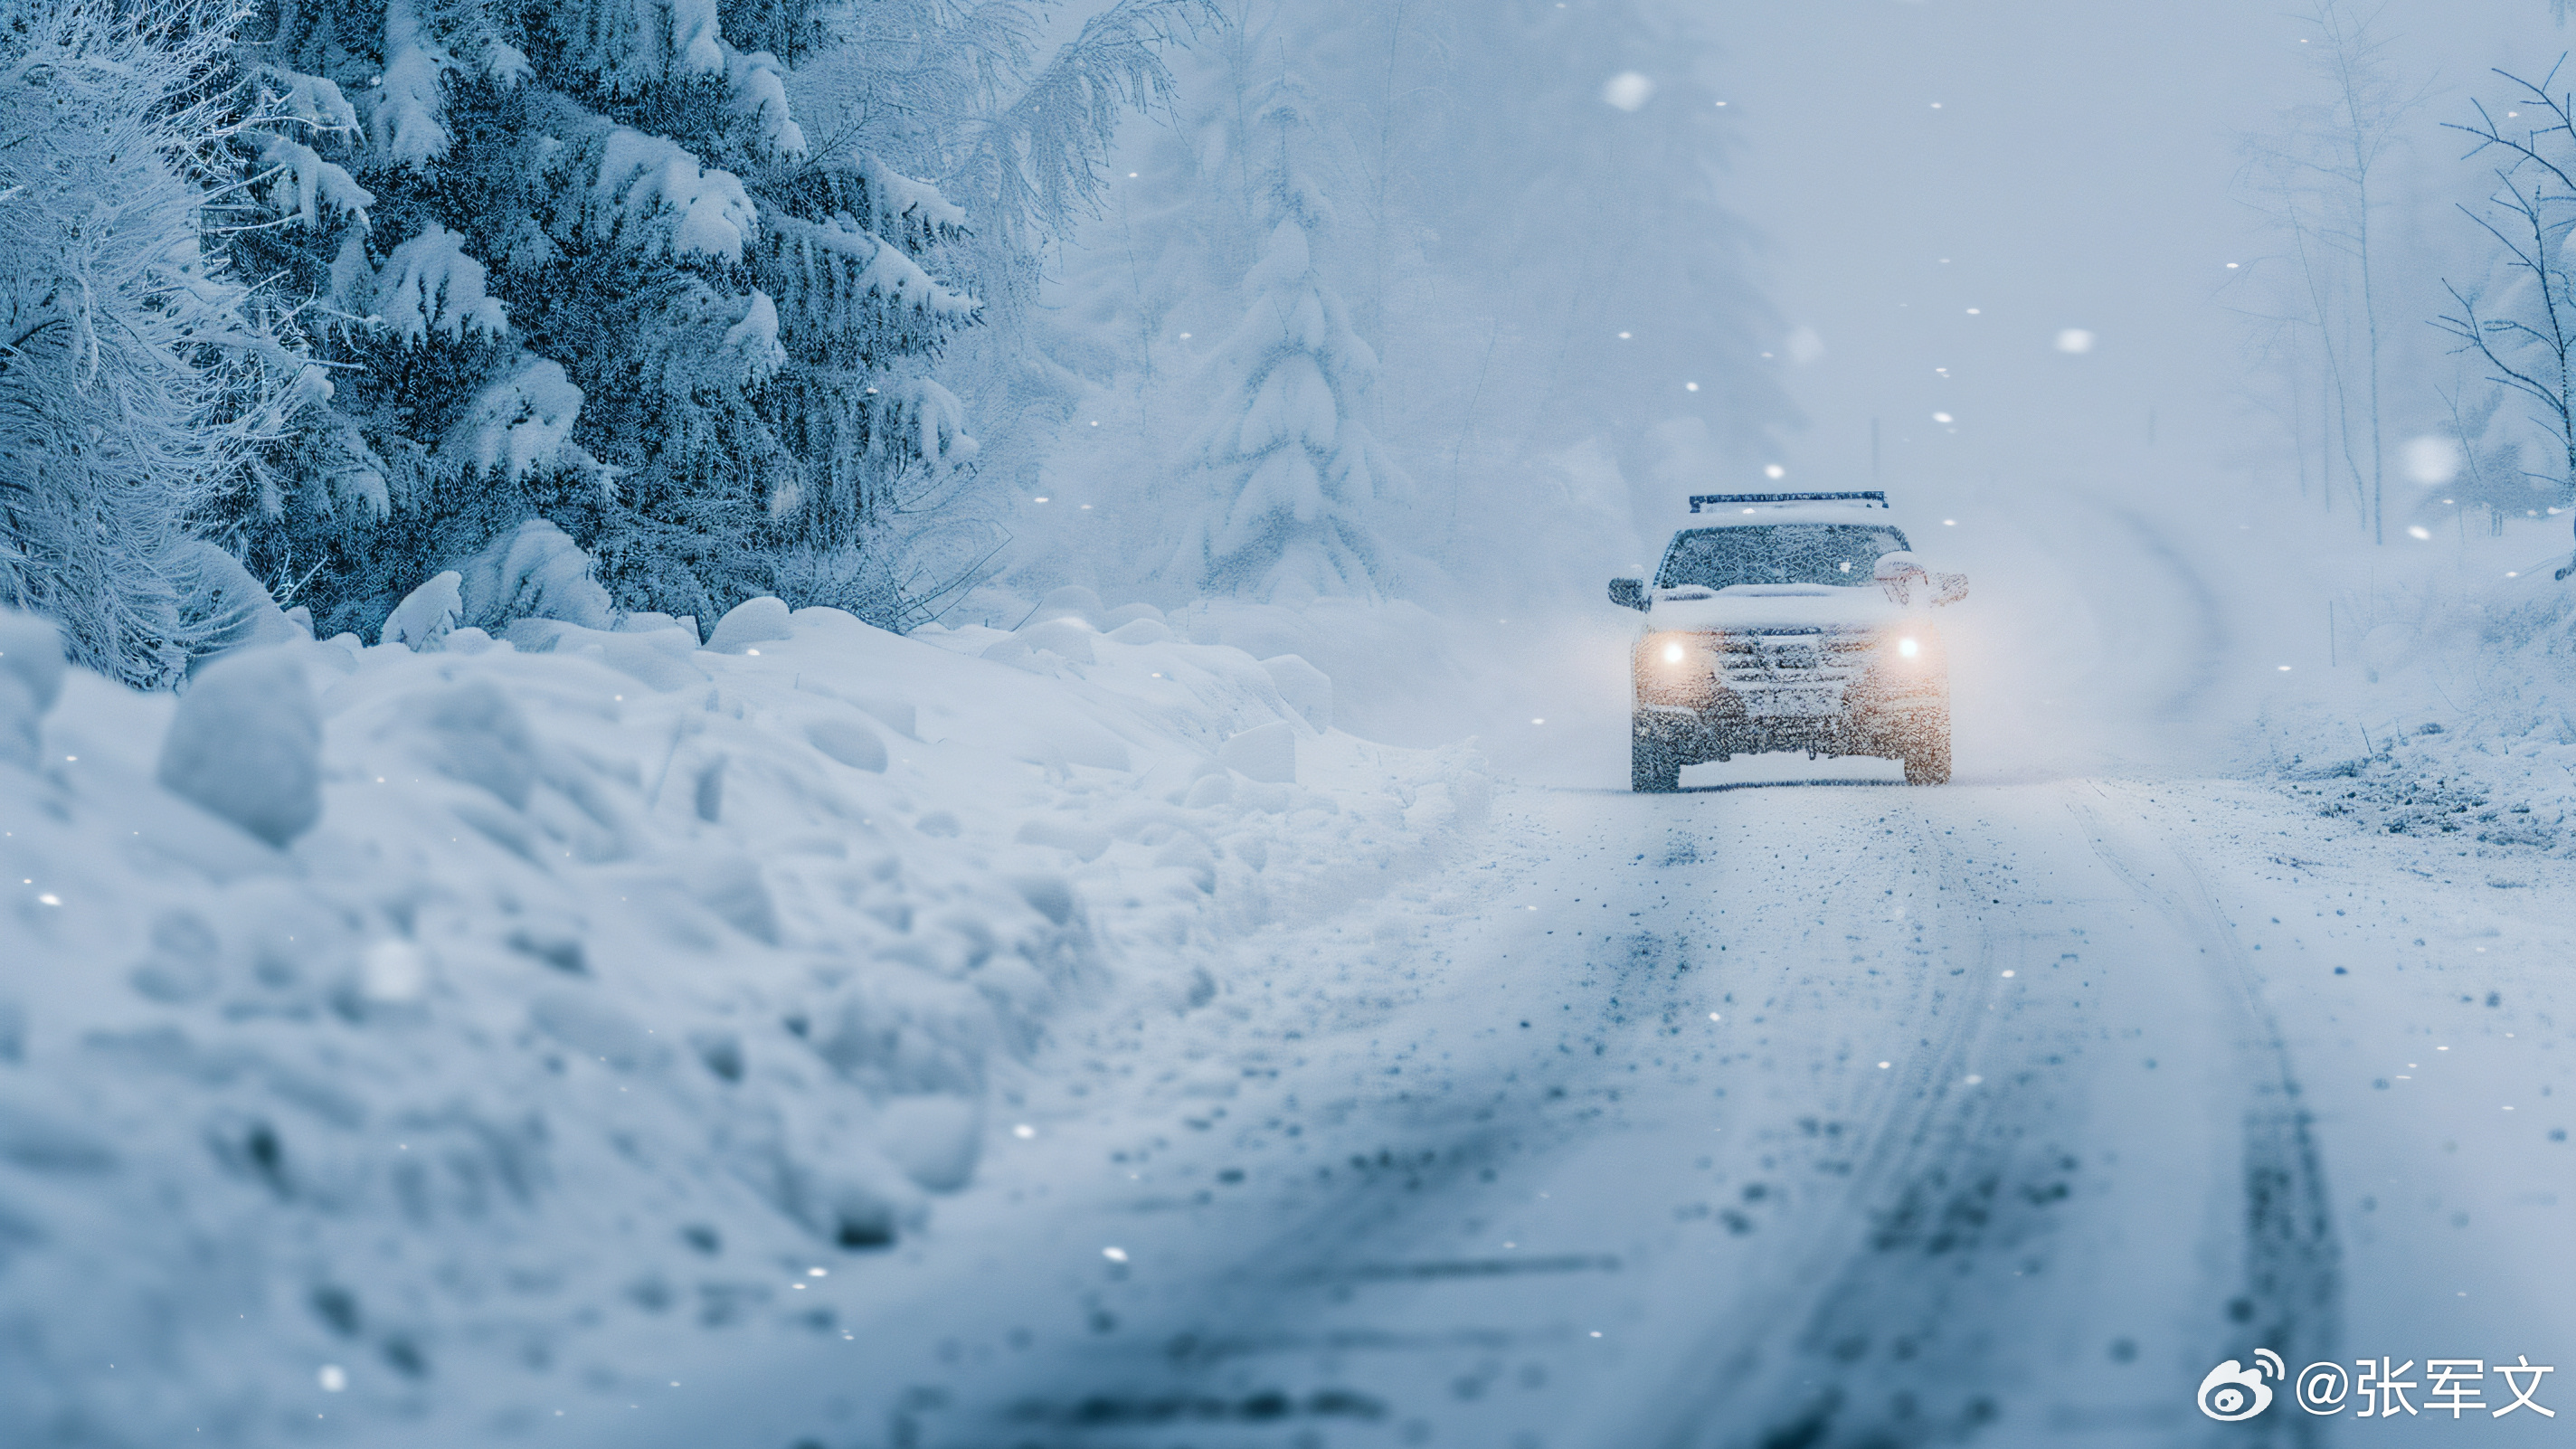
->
1689, 491, 1888, 512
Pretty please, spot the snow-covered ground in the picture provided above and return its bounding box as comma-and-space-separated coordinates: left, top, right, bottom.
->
572, 770, 2575, 1449
8, 471, 2576, 1447
0, 594, 1490, 1445
14, 438, 2576, 1444
15, 560, 2574, 1444
2255, 529, 2576, 861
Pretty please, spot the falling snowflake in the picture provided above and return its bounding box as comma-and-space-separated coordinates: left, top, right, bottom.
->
1604, 72, 1655, 111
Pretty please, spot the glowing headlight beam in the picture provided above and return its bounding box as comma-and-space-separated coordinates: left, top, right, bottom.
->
1897, 637, 1920, 658
1662, 641, 1686, 664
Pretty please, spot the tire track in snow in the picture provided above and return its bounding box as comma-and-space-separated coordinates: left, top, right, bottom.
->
2068, 781, 2343, 1449
922, 781, 1905, 1448
1653, 781, 2340, 1449
805, 782, 1688, 1448
1643, 791, 2117, 1449
670, 779, 2344, 1449
2098, 504, 2233, 726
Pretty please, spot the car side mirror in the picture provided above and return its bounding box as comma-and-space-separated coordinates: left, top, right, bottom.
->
1872, 551, 1926, 606
1608, 577, 1648, 611
1931, 572, 1969, 607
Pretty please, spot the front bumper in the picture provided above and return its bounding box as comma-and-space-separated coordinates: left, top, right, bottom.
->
1632, 628, 1946, 763
1634, 690, 1946, 763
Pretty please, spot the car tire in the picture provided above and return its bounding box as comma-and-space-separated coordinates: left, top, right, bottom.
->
1901, 715, 1951, 786
1632, 728, 1680, 793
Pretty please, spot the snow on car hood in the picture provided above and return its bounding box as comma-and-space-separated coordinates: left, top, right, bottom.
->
1643, 583, 1916, 632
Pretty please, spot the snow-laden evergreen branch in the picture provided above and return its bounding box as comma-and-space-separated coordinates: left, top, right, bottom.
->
952, 0, 1218, 253
212, 0, 1022, 635
1, 0, 304, 682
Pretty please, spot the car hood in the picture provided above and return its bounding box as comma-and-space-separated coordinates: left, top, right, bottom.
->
1643, 584, 1917, 633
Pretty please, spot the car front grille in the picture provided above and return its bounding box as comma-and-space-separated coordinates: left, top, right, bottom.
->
1713, 628, 1877, 686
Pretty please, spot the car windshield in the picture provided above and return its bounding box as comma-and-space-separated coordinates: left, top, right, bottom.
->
1656, 524, 1910, 590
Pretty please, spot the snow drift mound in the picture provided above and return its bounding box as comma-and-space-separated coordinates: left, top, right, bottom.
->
2260, 566, 2576, 854
0, 598, 1488, 1446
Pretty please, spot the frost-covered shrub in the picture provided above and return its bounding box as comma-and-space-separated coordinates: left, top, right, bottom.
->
0, 0, 298, 684
452, 517, 616, 632
381, 570, 464, 649
171, 540, 307, 666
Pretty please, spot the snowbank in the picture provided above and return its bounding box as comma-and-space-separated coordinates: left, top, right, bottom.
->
0, 598, 1487, 1444
2257, 548, 2576, 855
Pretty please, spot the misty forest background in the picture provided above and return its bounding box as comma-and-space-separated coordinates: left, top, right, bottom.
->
5, 0, 2576, 693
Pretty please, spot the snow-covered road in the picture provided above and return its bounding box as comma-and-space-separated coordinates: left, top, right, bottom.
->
602, 770, 2575, 1449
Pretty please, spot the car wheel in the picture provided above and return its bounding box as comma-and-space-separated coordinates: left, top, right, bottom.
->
1901, 715, 1951, 785
1632, 728, 1680, 793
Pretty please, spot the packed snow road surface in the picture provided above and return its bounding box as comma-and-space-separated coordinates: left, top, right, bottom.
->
618, 771, 2575, 1449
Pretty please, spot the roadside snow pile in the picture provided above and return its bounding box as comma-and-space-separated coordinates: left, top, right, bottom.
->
0, 592, 1487, 1445
2261, 573, 2576, 855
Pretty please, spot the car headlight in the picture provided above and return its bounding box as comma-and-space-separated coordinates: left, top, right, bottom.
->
1636, 633, 1712, 704
1897, 636, 1920, 658
1642, 632, 1702, 669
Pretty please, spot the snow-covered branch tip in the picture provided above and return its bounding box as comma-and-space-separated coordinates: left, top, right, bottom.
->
2445, 61, 2576, 200
958, 0, 1220, 240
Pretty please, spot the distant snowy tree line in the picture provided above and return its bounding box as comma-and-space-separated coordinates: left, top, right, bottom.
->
2, 0, 1213, 682
1020, 0, 1791, 612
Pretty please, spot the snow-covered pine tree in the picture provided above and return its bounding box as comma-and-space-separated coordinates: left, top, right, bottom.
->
1, 0, 301, 684
781, 0, 1214, 615
216, 0, 985, 635
1038, 0, 1790, 610
1171, 71, 1399, 602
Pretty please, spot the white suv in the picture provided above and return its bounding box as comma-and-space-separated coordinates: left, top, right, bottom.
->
1608, 492, 1967, 791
